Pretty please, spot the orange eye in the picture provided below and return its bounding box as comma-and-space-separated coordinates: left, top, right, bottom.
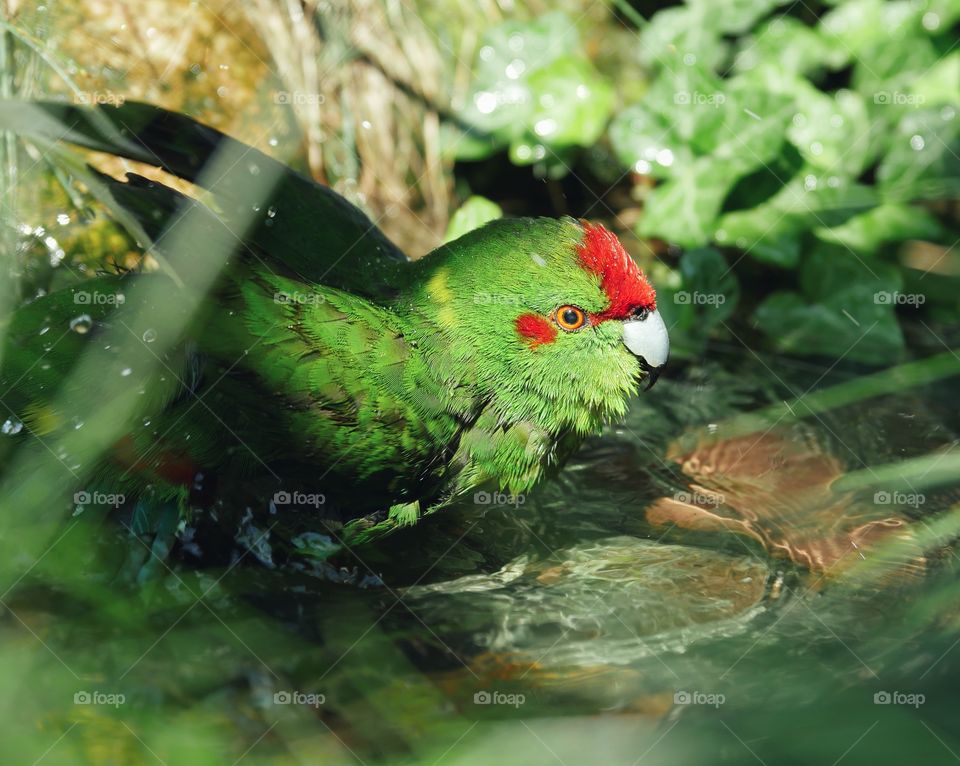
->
555, 305, 587, 331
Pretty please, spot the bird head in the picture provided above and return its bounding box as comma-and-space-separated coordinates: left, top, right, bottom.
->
404, 217, 669, 434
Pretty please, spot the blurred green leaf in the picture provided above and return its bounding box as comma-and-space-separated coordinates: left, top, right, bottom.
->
510, 56, 614, 166
717, 172, 878, 266
733, 17, 845, 76
689, 0, 790, 35
639, 159, 732, 248
756, 246, 906, 363
444, 195, 503, 242
454, 12, 613, 172
638, 6, 728, 72
878, 107, 960, 200
815, 203, 944, 253
787, 85, 872, 177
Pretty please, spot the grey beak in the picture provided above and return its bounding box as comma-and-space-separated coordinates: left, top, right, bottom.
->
622, 309, 669, 390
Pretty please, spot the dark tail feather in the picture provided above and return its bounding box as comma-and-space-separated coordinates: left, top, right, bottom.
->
0, 100, 409, 299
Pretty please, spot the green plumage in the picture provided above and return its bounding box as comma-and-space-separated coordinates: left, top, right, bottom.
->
0, 101, 652, 560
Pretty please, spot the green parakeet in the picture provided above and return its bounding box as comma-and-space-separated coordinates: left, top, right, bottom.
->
0, 102, 668, 562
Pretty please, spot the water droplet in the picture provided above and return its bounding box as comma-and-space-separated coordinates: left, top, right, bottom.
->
534, 118, 557, 137
361, 120, 372, 129
683, 53, 696, 66
2, 417, 22, 435
121, 367, 133, 377
143, 417, 152, 426
656, 148, 674, 167
474, 91, 497, 114
39, 326, 50, 336
909, 134, 925, 151
922, 12, 940, 30
69, 315, 92, 334
268, 137, 278, 147
809, 141, 824, 156
142, 328, 157, 343
248, 163, 261, 176
56, 213, 70, 225
804, 174, 818, 191
266, 206, 278, 219
505, 59, 526, 80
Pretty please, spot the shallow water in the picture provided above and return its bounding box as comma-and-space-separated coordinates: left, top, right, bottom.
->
3, 348, 960, 765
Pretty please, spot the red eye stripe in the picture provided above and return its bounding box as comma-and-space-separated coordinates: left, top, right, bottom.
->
516, 313, 557, 347
577, 221, 656, 322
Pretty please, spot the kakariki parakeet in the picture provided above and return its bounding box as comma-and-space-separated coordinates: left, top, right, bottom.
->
0, 101, 668, 563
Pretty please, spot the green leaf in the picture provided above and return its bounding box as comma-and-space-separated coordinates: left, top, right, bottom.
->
689, 0, 791, 35
852, 33, 939, 98
639, 159, 733, 248
608, 104, 693, 180
815, 203, 944, 253
733, 17, 845, 76
444, 196, 503, 243
651, 60, 729, 152
454, 12, 613, 171
638, 6, 728, 73
716, 172, 878, 267
613, 67, 793, 178
510, 56, 614, 165
755, 245, 906, 364
708, 76, 794, 175
787, 85, 872, 177
755, 288, 905, 363
819, 0, 923, 67
677, 248, 740, 327
909, 52, 960, 107
877, 107, 960, 201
